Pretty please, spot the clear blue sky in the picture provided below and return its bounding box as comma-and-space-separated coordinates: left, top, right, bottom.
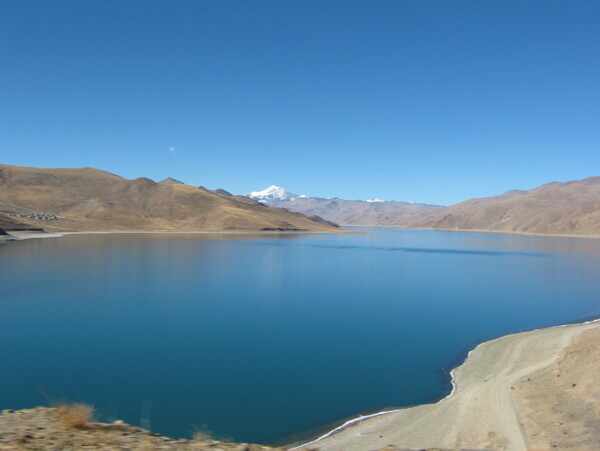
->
1, 1, 598, 205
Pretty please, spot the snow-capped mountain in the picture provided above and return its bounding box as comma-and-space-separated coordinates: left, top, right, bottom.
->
365, 198, 385, 203
248, 185, 307, 202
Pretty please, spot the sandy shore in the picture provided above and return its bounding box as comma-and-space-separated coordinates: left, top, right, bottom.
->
293, 320, 600, 451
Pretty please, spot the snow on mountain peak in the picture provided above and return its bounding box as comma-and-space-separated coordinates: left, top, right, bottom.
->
248, 185, 304, 202
365, 198, 385, 203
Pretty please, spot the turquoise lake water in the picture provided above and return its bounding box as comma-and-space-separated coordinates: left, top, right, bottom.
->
1, 229, 599, 444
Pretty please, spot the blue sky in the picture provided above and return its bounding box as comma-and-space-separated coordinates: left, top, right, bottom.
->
1, 0, 598, 205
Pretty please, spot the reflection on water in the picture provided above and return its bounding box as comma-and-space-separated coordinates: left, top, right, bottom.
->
310, 243, 546, 256
0, 229, 599, 444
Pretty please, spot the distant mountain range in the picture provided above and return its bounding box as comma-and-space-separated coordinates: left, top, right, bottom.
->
247, 179, 600, 236
247, 185, 440, 227
0, 165, 340, 233
2, 165, 598, 237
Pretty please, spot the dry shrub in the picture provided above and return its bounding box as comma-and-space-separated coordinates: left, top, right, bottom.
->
56, 403, 94, 428
192, 429, 212, 441
191, 424, 214, 443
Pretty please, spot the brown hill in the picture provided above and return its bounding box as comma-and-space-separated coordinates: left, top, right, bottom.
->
0, 164, 341, 233
402, 177, 600, 236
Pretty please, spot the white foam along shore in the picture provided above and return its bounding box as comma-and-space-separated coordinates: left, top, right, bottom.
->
288, 375, 459, 451
288, 356, 459, 450
289, 317, 600, 450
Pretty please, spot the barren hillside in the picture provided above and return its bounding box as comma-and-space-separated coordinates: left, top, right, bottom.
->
0, 164, 340, 233
402, 177, 600, 236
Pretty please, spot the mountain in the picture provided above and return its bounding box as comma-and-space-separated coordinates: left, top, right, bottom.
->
158, 177, 185, 185
5, 167, 595, 236
247, 186, 439, 226
246, 179, 600, 236
248, 185, 306, 202
0, 165, 342, 233
401, 177, 600, 236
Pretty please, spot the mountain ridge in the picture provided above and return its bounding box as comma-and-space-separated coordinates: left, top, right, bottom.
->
247, 185, 440, 226
2, 166, 597, 236
245, 178, 600, 236
0, 164, 342, 233
400, 176, 600, 236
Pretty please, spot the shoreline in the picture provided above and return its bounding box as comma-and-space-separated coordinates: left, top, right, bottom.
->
342, 225, 600, 239
1, 229, 351, 242
290, 317, 600, 450
2, 318, 598, 450
4, 227, 599, 449
411, 226, 600, 240
3, 225, 598, 242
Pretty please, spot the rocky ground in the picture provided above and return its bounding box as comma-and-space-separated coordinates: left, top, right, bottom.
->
0, 407, 283, 450
0, 407, 484, 450
514, 325, 600, 450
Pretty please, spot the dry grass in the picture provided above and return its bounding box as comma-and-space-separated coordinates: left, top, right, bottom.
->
55, 403, 94, 428
190, 424, 216, 444
191, 430, 212, 442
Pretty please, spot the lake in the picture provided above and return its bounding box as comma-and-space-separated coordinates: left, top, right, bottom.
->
1, 229, 599, 444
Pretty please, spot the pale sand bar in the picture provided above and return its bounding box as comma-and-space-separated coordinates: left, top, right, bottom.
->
294, 320, 600, 451
4, 231, 65, 240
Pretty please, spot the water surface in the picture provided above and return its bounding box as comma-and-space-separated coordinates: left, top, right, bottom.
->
1, 229, 599, 444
